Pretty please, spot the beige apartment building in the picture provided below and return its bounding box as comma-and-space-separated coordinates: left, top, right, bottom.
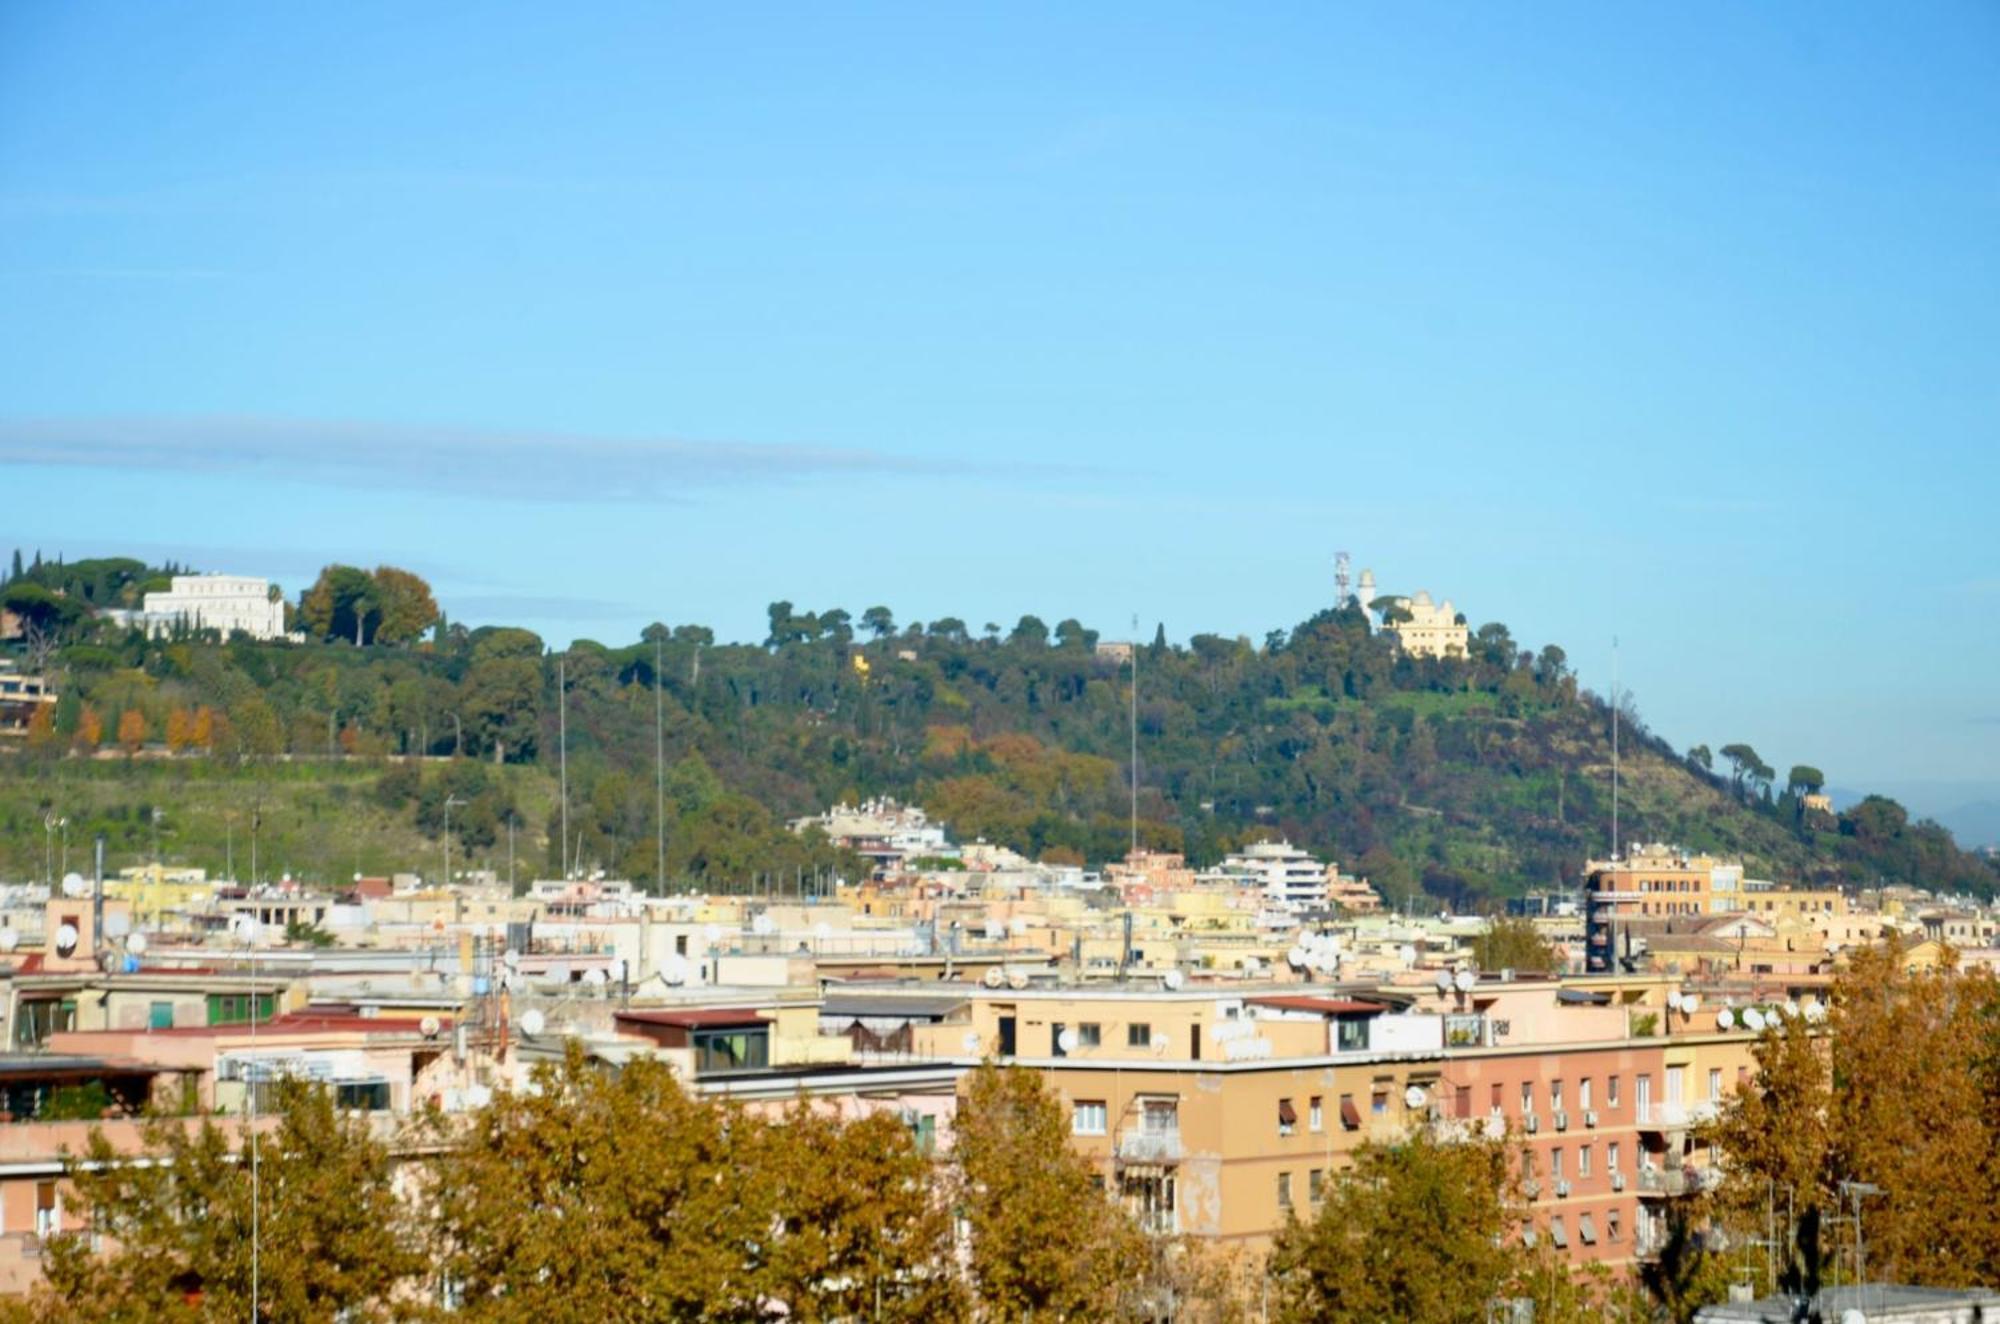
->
1586, 846, 1744, 973
913, 982, 1761, 1267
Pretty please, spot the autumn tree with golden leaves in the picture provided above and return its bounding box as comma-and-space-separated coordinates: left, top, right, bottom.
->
952, 1062, 1147, 1321
1707, 935, 2000, 1295
25, 1082, 420, 1324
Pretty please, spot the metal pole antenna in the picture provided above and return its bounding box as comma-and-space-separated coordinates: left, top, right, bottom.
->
1611, 635, 1620, 861
1129, 617, 1139, 856
558, 654, 569, 880
655, 637, 666, 897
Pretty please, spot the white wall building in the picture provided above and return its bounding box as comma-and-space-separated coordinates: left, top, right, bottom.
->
789, 798, 955, 876
137, 575, 289, 641
1385, 589, 1469, 659
1209, 840, 1332, 912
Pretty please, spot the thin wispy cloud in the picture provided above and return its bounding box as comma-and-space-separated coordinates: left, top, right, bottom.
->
0, 267, 236, 281
0, 415, 1007, 503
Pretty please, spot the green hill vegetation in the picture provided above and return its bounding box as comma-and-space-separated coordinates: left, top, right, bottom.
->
4, 554, 1995, 902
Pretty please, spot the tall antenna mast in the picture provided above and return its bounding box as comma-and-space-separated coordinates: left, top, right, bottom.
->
558, 654, 569, 880
1611, 635, 1620, 862
1129, 614, 1140, 857
1334, 551, 1351, 608
654, 636, 666, 897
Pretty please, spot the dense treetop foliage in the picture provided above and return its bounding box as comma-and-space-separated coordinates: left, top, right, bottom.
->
6, 552, 1995, 901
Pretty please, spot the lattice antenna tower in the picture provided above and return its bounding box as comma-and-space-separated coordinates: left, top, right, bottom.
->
1333, 550, 1352, 608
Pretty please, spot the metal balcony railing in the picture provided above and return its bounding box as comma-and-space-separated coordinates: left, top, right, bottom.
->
1117, 1130, 1183, 1164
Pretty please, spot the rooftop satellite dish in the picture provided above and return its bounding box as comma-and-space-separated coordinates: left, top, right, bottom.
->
1679, 993, 1698, 1015
751, 914, 777, 937
419, 1015, 442, 1038
1805, 1000, 1828, 1024
1397, 944, 1418, 965
231, 914, 261, 946
503, 948, 521, 968
1149, 1031, 1169, 1052
660, 954, 690, 987
582, 968, 608, 988
125, 932, 148, 956
961, 1031, 981, 1055
1057, 1027, 1079, 1053
982, 968, 1004, 989
1453, 969, 1476, 994
1782, 999, 1800, 1019
704, 923, 725, 945
54, 923, 79, 955
1286, 946, 1307, 969
1163, 970, 1185, 991
1404, 1084, 1428, 1109
1006, 970, 1029, 991
1434, 970, 1455, 994
518, 1008, 546, 1037
1743, 1008, 1767, 1032
0, 929, 18, 953
1716, 1008, 1735, 1030
60, 874, 86, 899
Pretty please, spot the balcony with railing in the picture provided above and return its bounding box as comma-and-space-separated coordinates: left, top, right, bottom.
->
1116, 1129, 1183, 1165
1637, 1165, 1716, 1198
1636, 1101, 1690, 1130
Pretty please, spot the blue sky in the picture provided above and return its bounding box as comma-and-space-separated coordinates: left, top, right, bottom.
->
2, 3, 1996, 815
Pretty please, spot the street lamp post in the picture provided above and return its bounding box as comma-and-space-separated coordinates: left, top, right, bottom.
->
1840, 1180, 1883, 1290
233, 914, 263, 1324
442, 796, 467, 888
42, 814, 64, 887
